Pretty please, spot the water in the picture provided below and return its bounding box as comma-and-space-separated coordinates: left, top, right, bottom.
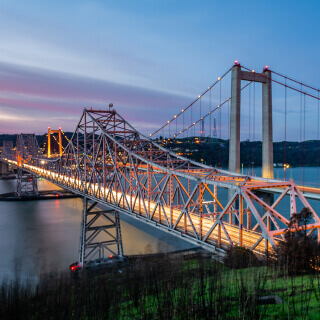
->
1, 166, 319, 281
0, 179, 193, 281
242, 166, 320, 188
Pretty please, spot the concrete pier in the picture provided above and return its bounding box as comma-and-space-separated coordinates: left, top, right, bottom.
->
228, 64, 241, 173
262, 69, 273, 179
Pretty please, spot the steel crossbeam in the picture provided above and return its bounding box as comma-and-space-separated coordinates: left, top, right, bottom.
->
2, 109, 320, 255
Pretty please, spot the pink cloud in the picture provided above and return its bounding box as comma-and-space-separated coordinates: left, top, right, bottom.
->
0, 62, 191, 134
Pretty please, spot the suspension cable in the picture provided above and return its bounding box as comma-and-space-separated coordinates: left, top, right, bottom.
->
241, 65, 320, 101
150, 66, 233, 137
61, 129, 77, 150
52, 134, 64, 150
173, 81, 252, 139
270, 69, 320, 93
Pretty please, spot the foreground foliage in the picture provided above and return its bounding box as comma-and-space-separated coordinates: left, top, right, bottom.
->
1, 252, 320, 319
277, 207, 320, 276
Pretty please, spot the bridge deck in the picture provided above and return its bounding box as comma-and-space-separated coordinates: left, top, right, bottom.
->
4, 160, 276, 254
2, 107, 320, 256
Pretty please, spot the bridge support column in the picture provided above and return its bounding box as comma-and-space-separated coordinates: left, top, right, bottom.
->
79, 197, 124, 267
0, 162, 9, 176
262, 69, 273, 179
228, 64, 241, 206
229, 64, 241, 174
15, 168, 38, 197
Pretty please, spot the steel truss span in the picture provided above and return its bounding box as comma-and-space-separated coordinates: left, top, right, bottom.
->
3, 109, 320, 255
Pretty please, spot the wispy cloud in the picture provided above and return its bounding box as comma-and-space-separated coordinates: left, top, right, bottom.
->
0, 62, 191, 134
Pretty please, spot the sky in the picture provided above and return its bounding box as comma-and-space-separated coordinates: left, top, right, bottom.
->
0, 0, 319, 138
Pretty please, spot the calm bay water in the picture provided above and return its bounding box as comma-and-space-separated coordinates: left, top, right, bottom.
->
0, 166, 320, 281
0, 179, 192, 281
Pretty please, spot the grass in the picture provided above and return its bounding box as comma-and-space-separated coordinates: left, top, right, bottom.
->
1, 253, 320, 319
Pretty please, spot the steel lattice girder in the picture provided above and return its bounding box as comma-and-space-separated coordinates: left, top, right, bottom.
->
79, 197, 123, 266
1, 140, 14, 160
15, 134, 43, 164
15, 168, 39, 197
4, 109, 320, 255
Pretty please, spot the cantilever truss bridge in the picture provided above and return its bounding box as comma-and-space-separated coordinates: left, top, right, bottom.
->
2, 109, 320, 256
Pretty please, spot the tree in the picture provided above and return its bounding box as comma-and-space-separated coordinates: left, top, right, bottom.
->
224, 246, 260, 269
277, 208, 320, 275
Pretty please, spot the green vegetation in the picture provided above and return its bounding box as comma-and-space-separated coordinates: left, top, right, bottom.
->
1, 133, 319, 169
2, 208, 319, 319
157, 137, 320, 168
1, 253, 320, 319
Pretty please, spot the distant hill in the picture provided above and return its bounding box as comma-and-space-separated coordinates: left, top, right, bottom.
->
0, 134, 318, 168
0, 133, 74, 155
157, 137, 320, 168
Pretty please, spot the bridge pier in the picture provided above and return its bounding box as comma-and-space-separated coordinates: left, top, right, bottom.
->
15, 168, 39, 197
79, 197, 124, 267
0, 161, 14, 179
0, 161, 8, 175
262, 68, 274, 179
229, 64, 241, 174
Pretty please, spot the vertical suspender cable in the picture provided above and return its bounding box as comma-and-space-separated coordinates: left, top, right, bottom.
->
253, 80, 255, 176
314, 89, 319, 188
191, 103, 193, 139
200, 96, 203, 160
219, 79, 222, 168
300, 85, 302, 185
228, 98, 230, 169
194, 103, 196, 138
284, 78, 287, 180
228, 100, 230, 141
183, 111, 184, 140
249, 83, 251, 174
176, 116, 177, 137
200, 96, 202, 138
210, 90, 212, 165
210, 89, 212, 139
303, 94, 306, 187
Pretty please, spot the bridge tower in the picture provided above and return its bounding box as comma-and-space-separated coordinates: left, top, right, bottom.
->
47, 127, 63, 158
229, 62, 273, 179
79, 198, 124, 267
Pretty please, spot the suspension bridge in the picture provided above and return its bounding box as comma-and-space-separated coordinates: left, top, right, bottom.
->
1, 61, 320, 266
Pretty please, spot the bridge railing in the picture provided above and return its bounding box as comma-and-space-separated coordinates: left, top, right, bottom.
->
3, 109, 320, 255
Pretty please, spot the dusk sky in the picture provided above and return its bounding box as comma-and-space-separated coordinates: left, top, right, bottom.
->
0, 0, 319, 137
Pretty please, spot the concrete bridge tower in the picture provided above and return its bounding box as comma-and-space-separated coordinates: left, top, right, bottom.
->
229, 62, 273, 179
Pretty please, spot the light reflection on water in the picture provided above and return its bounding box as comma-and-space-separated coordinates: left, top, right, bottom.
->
0, 166, 320, 281
0, 179, 193, 281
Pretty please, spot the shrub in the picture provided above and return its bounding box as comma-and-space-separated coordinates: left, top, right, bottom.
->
223, 246, 260, 269
277, 207, 320, 275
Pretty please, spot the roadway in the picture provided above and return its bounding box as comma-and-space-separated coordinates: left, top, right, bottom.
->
5, 160, 275, 255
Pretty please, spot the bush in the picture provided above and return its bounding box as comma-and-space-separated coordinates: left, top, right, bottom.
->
277, 207, 320, 275
223, 246, 260, 269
